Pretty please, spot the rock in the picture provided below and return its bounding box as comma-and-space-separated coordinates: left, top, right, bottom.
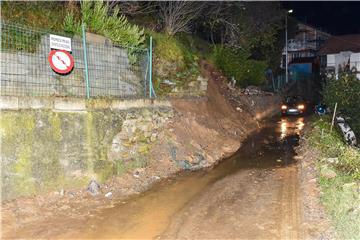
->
162, 79, 176, 85
105, 192, 113, 198
133, 168, 145, 178
150, 133, 158, 142
152, 176, 161, 180
324, 157, 339, 164
87, 180, 101, 196
188, 81, 198, 87
320, 165, 337, 179
308, 178, 317, 183
236, 107, 243, 112
177, 160, 192, 170
243, 86, 263, 95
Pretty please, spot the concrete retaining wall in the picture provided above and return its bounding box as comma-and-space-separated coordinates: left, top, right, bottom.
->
0, 96, 173, 200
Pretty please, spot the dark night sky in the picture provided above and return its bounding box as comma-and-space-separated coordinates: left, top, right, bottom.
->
282, 1, 360, 35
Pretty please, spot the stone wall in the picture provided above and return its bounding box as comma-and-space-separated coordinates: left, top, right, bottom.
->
168, 75, 208, 97
0, 33, 146, 98
0, 96, 173, 200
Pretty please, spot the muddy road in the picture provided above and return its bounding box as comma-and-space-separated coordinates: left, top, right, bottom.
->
6, 116, 306, 239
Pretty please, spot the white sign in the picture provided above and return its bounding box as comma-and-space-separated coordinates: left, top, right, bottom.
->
50, 34, 72, 52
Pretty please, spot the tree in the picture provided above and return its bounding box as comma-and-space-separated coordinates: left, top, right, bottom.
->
157, 1, 205, 36
200, 2, 283, 49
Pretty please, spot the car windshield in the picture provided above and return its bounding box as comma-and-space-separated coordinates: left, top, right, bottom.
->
285, 96, 303, 104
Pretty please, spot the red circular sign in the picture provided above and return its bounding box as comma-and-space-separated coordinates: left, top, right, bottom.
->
48, 50, 74, 74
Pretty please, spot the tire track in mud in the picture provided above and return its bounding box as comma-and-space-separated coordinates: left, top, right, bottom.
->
279, 166, 302, 240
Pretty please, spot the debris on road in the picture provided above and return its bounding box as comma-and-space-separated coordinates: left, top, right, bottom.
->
87, 180, 101, 196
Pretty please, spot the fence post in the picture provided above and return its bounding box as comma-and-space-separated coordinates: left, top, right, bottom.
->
149, 36, 153, 98
330, 102, 338, 133
82, 23, 90, 99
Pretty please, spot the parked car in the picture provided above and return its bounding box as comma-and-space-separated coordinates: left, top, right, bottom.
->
281, 95, 306, 116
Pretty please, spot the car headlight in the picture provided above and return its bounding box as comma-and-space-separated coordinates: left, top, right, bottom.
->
298, 104, 305, 110
281, 105, 287, 110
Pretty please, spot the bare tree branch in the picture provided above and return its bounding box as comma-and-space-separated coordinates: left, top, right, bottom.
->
157, 1, 205, 36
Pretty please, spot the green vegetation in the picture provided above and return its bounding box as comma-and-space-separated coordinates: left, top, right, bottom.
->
1, 1, 69, 30
152, 32, 204, 96
309, 118, 360, 179
308, 118, 360, 239
1, 1, 144, 58
211, 46, 267, 87
323, 72, 360, 136
63, 1, 145, 50
1, 1, 284, 95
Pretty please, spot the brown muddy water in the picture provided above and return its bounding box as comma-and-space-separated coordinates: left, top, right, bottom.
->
67, 116, 306, 239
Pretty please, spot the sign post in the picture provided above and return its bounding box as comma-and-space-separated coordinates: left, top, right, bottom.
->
82, 23, 90, 99
149, 36, 153, 98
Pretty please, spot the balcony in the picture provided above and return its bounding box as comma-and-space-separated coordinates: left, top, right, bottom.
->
284, 39, 319, 53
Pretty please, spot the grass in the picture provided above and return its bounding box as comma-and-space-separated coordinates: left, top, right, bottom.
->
309, 117, 360, 179
1, 1, 70, 31
308, 117, 360, 239
1, 2, 74, 53
318, 175, 360, 239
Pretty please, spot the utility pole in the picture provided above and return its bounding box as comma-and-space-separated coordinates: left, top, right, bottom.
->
285, 9, 293, 84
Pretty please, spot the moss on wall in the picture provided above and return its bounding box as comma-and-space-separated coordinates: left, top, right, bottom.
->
0, 111, 36, 198
0, 109, 125, 199
0, 106, 171, 200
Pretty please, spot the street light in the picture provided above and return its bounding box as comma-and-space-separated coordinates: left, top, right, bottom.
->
285, 9, 293, 84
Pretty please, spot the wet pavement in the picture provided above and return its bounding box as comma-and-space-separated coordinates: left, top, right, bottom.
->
70, 116, 306, 239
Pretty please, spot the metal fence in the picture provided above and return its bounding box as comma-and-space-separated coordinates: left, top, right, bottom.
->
0, 21, 151, 99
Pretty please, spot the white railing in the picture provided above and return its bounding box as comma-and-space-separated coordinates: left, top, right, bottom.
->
285, 39, 318, 52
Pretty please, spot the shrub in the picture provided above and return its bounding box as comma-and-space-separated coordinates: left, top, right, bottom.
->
152, 32, 201, 96
212, 46, 267, 87
323, 73, 360, 136
63, 1, 145, 50
309, 118, 360, 179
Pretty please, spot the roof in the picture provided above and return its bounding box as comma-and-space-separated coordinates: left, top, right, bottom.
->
319, 34, 360, 55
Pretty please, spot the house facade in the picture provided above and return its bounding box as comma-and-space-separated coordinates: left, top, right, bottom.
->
281, 23, 331, 70
318, 34, 360, 80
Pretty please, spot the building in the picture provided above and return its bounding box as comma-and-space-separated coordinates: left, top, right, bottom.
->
281, 23, 331, 70
318, 34, 360, 79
